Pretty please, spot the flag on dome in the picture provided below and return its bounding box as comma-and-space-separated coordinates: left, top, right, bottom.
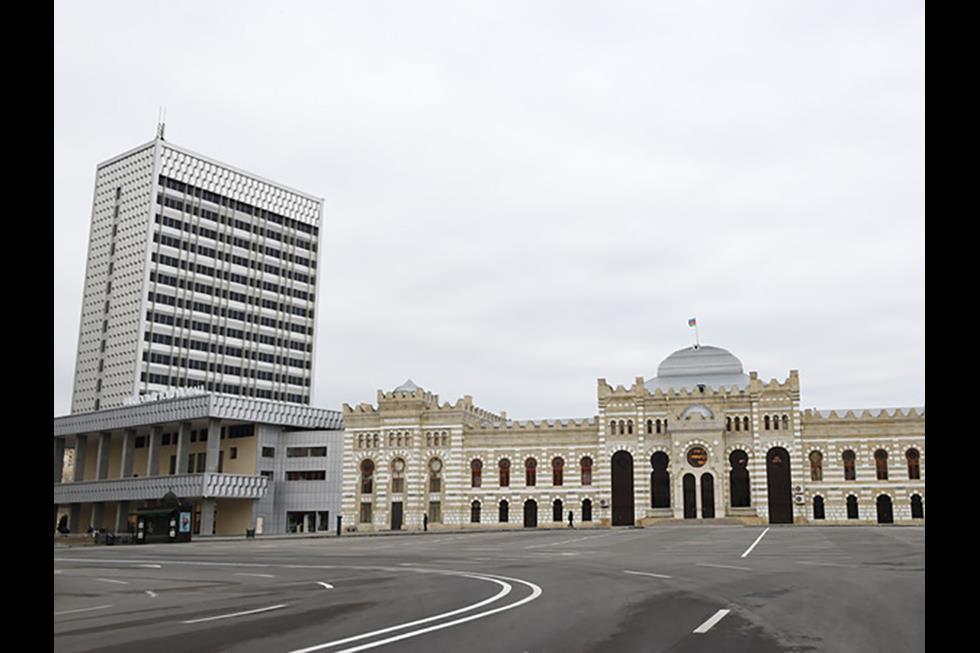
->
688, 318, 697, 327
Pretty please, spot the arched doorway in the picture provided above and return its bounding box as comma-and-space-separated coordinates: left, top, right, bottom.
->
876, 495, 893, 524
682, 473, 696, 519
846, 495, 859, 519
523, 499, 537, 528
910, 494, 923, 519
812, 496, 825, 520
766, 447, 793, 524
650, 452, 670, 508
701, 473, 715, 518
611, 451, 635, 526
729, 450, 750, 507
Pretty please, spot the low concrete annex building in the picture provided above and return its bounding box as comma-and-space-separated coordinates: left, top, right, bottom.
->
54, 390, 344, 535
340, 344, 924, 531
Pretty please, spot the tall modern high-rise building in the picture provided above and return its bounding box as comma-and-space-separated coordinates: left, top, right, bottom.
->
71, 124, 323, 413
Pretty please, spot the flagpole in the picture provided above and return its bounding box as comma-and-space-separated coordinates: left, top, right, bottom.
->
695, 323, 700, 348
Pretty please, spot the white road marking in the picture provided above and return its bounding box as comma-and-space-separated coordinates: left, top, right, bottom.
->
54, 604, 113, 616
693, 608, 731, 634
138, 564, 162, 568
290, 575, 512, 653
95, 578, 129, 585
623, 570, 672, 579
317, 582, 334, 589
145, 590, 158, 598
182, 604, 288, 624
740, 528, 770, 558
696, 563, 753, 572
291, 573, 542, 653
235, 573, 276, 578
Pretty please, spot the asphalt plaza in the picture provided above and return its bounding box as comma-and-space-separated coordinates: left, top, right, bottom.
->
54, 525, 924, 652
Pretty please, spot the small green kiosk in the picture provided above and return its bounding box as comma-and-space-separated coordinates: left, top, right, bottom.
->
132, 491, 193, 544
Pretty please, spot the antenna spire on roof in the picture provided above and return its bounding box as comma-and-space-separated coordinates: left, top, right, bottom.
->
156, 106, 166, 140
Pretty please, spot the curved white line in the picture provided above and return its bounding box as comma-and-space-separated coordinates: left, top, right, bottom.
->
289, 575, 512, 653
328, 573, 544, 653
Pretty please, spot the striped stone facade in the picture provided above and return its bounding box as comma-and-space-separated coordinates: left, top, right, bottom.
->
340, 346, 924, 531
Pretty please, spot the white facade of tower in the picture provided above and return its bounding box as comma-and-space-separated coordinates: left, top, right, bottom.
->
71, 132, 323, 414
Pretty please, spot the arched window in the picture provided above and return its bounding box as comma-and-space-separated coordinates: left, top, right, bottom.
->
372, 434, 379, 448
782, 415, 789, 431
734, 416, 740, 432
764, 415, 771, 430
428, 458, 443, 523
626, 420, 633, 435
360, 459, 375, 494
813, 496, 825, 520
525, 458, 537, 486
742, 416, 749, 432
428, 458, 443, 494
646, 419, 653, 434
910, 494, 923, 519
846, 495, 859, 519
499, 499, 509, 523
726, 417, 732, 431
874, 449, 888, 480
729, 450, 750, 507
553, 499, 563, 522
470, 500, 481, 524
618, 420, 625, 435
390, 458, 405, 494
656, 419, 662, 434
809, 450, 823, 481
552, 457, 564, 486
651, 451, 671, 508
842, 450, 856, 480
357, 434, 363, 448
773, 415, 779, 430
582, 498, 592, 522
426, 432, 432, 447
471, 459, 482, 488
906, 449, 920, 480
581, 456, 593, 486
499, 458, 510, 487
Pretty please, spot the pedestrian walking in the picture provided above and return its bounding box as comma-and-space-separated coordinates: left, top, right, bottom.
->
423, 513, 428, 532
568, 510, 574, 528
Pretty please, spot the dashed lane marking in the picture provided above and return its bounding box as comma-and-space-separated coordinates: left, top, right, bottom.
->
696, 563, 753, 572
182, 604, 288, 624
693, 609, 730, 634
623, 570, 672, 579
740, 528, 770, 558
55, 604, 113, 616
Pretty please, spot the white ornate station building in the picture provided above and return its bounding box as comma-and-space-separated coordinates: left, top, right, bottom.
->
340, 345, 924, 531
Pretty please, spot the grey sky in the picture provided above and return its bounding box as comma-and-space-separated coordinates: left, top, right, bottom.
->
54, 1, 924, 419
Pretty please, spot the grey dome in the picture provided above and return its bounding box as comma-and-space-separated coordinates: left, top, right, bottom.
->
657, 345, 744, 377
645, 345, 749, 392
394, 379, 420, 392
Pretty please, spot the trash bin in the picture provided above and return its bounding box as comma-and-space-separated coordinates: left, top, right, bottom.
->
105, 534, 115, 546
245, 529, 255, 539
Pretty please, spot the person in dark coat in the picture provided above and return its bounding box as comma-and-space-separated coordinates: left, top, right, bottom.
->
423, 513, 428, 532
568, 510, 574, 528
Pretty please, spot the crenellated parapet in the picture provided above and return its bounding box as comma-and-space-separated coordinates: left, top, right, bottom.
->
800, 405, 925, 444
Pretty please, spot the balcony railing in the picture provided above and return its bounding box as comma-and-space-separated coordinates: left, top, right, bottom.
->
53, 473, 269, 504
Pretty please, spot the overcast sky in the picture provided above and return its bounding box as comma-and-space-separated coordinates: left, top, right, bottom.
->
54, 1, 924, 419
